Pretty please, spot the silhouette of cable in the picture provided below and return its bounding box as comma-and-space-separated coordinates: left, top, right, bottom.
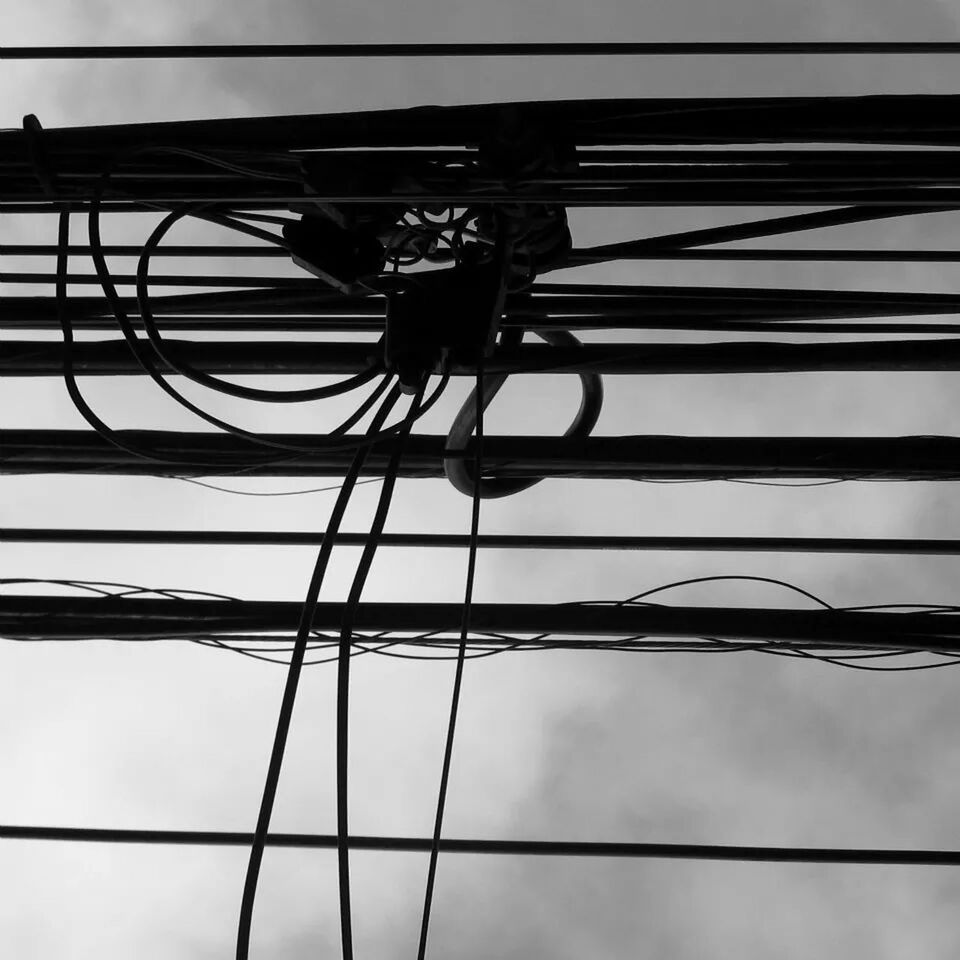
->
334, 385, 421, 960
15, 822, 960, 865
175, 476, 388, 498
417, 364, 485, 960
11, 42, 960, 59
77, 155, 444, 462
235, 384, 401, 960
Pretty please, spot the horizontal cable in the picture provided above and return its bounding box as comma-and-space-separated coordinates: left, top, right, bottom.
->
8, 97, 960, 156
2, 596, 960, 648
0, 272, 316, 288
6, 192, 960, 207
8, 281, 959, 325
5, 431, 960, 480
6, 317, 960, 335
3, 149, 960, 169
6, 339, 960, 377
576, 248, 960, 263
8, 243, 960, 264
7, 43, 960, 59
0, 244, 287, 258
4, 823, 960, 865
3, 529, 960, 555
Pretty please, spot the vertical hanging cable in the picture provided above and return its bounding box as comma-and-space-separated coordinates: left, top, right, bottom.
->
335, 385, 422, 960
235, 385, 400, 960
416, 364, 485, 960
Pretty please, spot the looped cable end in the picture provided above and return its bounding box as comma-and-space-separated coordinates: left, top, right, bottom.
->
22, 114, 58, 198
443, 329, 604, 499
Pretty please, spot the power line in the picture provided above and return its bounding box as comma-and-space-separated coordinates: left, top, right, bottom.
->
5, 823, 960, 866
418, 366, 485, 960
6, 42, 960, 59
234, 388, 402, 960
6, 529, 960, 555
7, 431, 960, 481
9, 242, 960, 262
333, 392, 416, 960
4, 596, 960, 650
9, 75, 960, 954
9, 338, 960, 377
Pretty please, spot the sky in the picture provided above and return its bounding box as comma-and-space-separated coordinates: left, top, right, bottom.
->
4, 2, 960, 958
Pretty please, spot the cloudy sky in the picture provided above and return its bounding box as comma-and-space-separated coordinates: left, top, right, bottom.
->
4, 2, 960, 958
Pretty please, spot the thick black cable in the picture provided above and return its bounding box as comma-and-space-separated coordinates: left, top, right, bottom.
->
102, 204, 379, 453
443, 330, 603, 499
13, 42, 960, 58
9, 529, 960, 556
417, 365, 484, 960
113, 196, 449, 453
334, 386, 421, 960
235, 385, 401, 960
80, 184, 288, 467
15, 822, 960, 865
90, 182, 446, 455
82, 151, 427, 460
136, 204, 384, 403
61, 211, 244, 468
15, 243, 960, 264
565, 205, 946, 267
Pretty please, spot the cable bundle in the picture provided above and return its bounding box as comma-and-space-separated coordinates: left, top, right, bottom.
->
9, 68, 960, 960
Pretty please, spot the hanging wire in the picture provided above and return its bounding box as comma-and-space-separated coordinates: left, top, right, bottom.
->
234, 384, 401, 960
334, 385, 422, 960
417, 361, 485, 960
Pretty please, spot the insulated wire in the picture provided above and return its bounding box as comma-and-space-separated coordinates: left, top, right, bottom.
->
175, 476, 388, 497
136, 203, 384, 404
417, 364, 485, 960
81, 152, 441, 462
234, 384, 401, 960
8, 575, 960, 668
334, 385, 421, 960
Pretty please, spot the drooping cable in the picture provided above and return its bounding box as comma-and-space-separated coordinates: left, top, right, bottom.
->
136, 204, 384, 404
79, 153, 440, 462
93, 186, 448, 454
334, 384, 422, 960
74, 187, 283, 467
174, 476, 387, 498
417, 364, 485, 960
235, 384, 401, 960
87, 184, 448, 455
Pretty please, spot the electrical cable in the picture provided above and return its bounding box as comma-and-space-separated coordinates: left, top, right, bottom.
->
87, 184, 447, 455
174, 476, 388, 498
21, 101, 960, 960
334, 384, 421, 960
168, 374, 395, 489
235, 384, 401, 960
417, 363, 485, 960
14, 41, 960, 58
136, 204, 384, 403
16, 821, 960, 867
78, 150, 445, 463
443, 329, 603, 499
64, 196, 285, 468
117, 196, 449, 451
